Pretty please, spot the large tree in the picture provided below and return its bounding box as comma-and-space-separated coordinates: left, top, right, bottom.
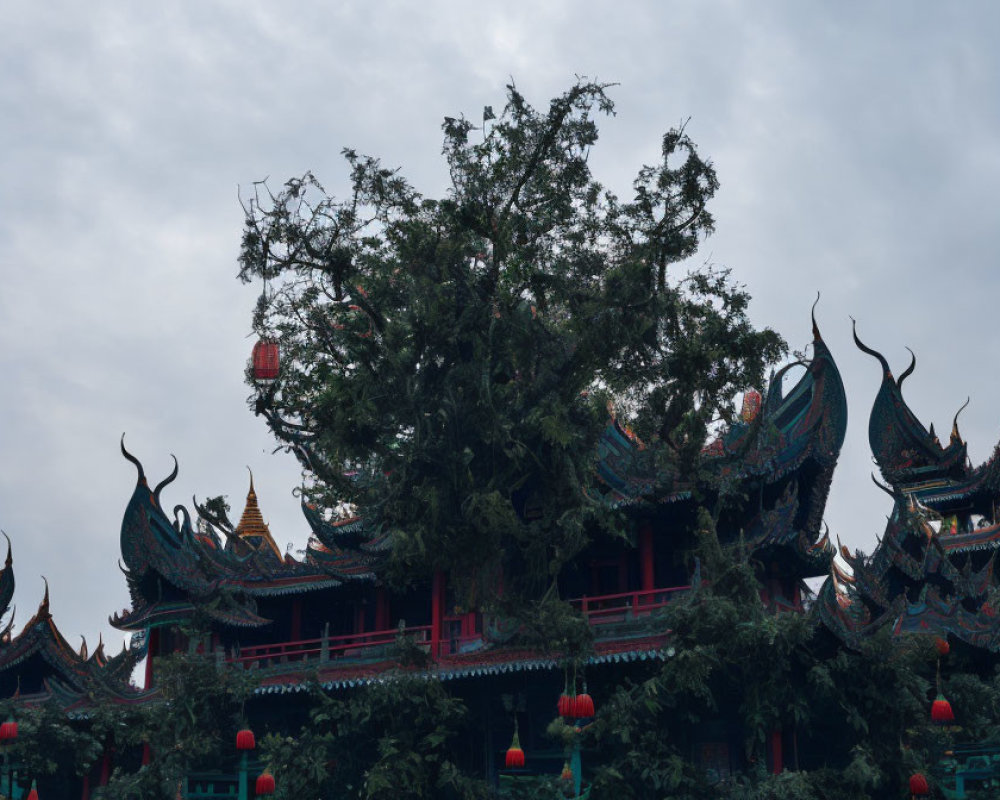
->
238, 80, 784, 594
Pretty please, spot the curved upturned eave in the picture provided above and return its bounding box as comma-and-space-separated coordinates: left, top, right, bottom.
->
854, 329, 968, 487
0, 535, 14, 622
590, 320, 848, 509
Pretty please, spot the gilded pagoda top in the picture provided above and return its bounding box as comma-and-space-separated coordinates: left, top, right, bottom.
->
234, 472, 282, 560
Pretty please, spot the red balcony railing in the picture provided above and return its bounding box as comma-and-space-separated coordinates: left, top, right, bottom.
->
570, 585, 690, 625
226, 584, 690, 669
229, 625, 431, 668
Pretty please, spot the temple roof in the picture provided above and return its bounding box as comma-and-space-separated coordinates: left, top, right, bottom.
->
234, 473, 282, 560
0, 557, 148, 709
854, 323, 969, 491
113, 438, 385, 632
819, 491, 1000, 652
588, 309, 845, 575
593, 310, 847, 509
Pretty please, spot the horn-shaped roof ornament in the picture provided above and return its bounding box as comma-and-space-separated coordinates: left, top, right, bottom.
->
153, 455, 179, 509
120, 435, 147, 487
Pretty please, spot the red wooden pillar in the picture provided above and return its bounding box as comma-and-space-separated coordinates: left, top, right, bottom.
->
639, 520, 655, 599
769, 729, 783, 774
98, 747, 111, 785
355, 600, 366, 635
431, 570, 445, 659
143, 628, 160, 690
375, 586, 390, 630
80, 775, 90, 800
290, 597, 303, 642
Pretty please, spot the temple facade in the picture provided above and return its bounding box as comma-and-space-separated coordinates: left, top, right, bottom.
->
819, 324, 1000, 652
0, 314, 852, 796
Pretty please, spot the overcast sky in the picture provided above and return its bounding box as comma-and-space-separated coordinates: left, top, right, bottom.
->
2, 2, 999, 656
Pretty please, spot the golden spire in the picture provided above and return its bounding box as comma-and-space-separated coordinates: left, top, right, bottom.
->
235, 470, 282, 559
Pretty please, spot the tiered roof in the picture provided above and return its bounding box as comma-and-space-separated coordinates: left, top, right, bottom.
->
0, 542, 147, 711
820, 329, 1000, 650
112, 438, 382, 633
591, 310, 847, 575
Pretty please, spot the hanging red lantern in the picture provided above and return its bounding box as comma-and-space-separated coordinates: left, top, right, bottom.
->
935, 637, 950, 656
251, 340, 280, 382
573, 692, 595, 718
0, 717, 17, 741
505, 727, 525, 768
26, 781, 38, 800
235, 727, 256, 751
909, 772, 929, 795
931, 694, 955, 723
557, 692, 574, 718
255, 769, 276, 796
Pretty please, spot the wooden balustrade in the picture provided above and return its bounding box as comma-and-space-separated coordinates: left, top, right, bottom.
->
570, 585, 691, 624
226, 584, 690, 669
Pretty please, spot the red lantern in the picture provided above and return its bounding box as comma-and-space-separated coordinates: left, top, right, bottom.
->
236, 727, 255, 751
935, 637, 950, 656
505, 727, 525, 768
255, 769, 276, 796
573, 692, 595, 718
909, 772, 929, 795
741, 389, 762, 423
0, 717, 16, 741
932, 694, 955, 723
26, 781, 38, 800
252, 340, 280, 382
557, 693, 574, 718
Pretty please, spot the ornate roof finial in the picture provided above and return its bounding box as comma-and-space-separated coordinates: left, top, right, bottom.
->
235, 469, 281, 560
39, 576, 50, 618
811, 292, 822, 341
2, 531, 10, 569
120, 434, 147, 487
851, 319, 892, 379
951, 397, 970, 444
897, 347, 916, 389
153, 455, 179, 509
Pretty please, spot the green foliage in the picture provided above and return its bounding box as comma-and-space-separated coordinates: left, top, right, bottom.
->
96, 650, 257, 799
582, 521, 961, 800
496, 584, 594, 659
0, 699, 102, 796
258, 678, 490, 799
239, 80, 784, 596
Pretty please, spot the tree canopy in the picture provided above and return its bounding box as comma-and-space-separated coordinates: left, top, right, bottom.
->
238, 80, 784, 592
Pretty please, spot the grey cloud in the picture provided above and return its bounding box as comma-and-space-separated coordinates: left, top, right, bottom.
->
3, 0, 1000, 653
